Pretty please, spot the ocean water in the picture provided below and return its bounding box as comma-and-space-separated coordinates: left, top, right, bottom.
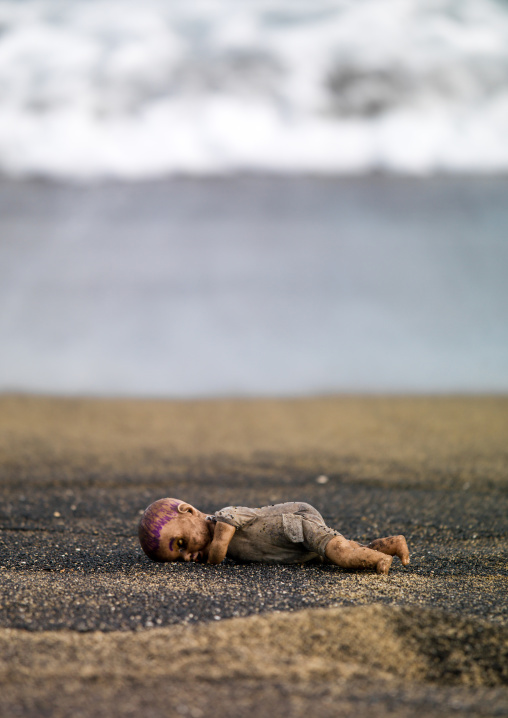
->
0, 0, 508, 179
1, 176, 507, 396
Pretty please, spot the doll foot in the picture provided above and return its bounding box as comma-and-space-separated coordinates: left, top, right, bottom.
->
376, 555, 393, 575
395, 535, 410, 566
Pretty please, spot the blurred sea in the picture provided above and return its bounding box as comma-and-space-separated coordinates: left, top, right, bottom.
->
1, 176, 507, 396
1, 0, 508, 179
0, 1, 507, 396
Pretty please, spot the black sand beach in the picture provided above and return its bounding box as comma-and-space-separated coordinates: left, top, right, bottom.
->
0, 394, 507, 717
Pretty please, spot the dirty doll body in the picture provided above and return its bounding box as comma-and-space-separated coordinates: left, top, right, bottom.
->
138, 498, 410, 575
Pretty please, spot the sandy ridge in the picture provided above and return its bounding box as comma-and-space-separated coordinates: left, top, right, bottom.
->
1, 606, 506, 687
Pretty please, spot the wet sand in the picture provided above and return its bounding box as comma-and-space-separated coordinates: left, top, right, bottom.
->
0, 394, 507, 717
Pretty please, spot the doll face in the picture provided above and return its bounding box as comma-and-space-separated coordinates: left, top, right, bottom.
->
157, 510, 214, 562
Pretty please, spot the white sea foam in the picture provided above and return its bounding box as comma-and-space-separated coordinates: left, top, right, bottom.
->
0, 0, 508, 179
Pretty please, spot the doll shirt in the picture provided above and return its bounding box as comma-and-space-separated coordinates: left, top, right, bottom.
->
213, 502, 342, 564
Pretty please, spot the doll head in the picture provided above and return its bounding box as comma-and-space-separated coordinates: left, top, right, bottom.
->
138, 498, 213, 562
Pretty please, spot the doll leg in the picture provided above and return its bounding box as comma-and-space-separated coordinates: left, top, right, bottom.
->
367, 536, 410, 566
325, 535, 393, 575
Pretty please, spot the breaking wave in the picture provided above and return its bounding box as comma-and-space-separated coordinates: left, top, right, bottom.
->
1, 0, 508, 179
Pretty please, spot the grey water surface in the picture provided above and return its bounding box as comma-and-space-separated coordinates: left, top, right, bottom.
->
1, 176, 507, 396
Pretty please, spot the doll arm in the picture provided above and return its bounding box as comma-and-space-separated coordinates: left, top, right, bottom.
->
207, 522, 236, 564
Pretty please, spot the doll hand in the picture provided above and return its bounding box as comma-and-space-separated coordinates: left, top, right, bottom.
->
207, 522, 236, 564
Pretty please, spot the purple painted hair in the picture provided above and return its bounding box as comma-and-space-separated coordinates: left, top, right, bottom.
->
138, 498, 183, 561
